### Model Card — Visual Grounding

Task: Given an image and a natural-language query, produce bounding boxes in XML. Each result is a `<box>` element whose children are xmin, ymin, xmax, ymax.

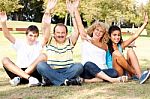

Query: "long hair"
<box><xmin>86</xmin><ymin>21</ymin><xmax>109</xmax><ymax>44</ymax></box>
<box><xmin>107</xmin><ymin>25</ymin><xmax>123</xmax><ymax>55</ymax></box>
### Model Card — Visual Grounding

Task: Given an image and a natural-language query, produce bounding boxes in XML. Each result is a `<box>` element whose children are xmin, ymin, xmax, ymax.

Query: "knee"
<box><xmin>113</xmin><ymin>50</ymin><xmax>122</xmax><ymax>57</ymax></box>
<box><xmin>128</xmin><ymin>48</ymin><xmax>133</xmax><ymax>52</ymax></box>
<box><xmin>72</xmin><ymin>63</ymin><xmax>83</xmax><ymax>72</ymax></box>
<box><xmin>127</xmin><ymin>48</ymin><xmax>135</xmax><ymax>55</ymax></box>
<box><xmin>84</xmin><ymin>62</ymin><xmax>93</xmax><ymax>69</ymax></box>
<box><xmin>1</xmin><ymin>57</ymin><xmax>10</xmax><ymax>66</ymax></box>
<box><xmin>127</xmin><ymin>48</ymin><xmax>134</xmax><ymax>53</ymax></box>
<box><xmin>39</xmin><ymin>53</ymin><xmax>47</xmax><ymax>61</ymax></box>
<box><xmin>74</xmin><ymin>63</ymin><xmax>83</xmax><ymax>72</ymax></box>
<box><xmin>37</xmin><ymin>62</ymin><xmax>47</xmax><ymax>71</ymax></box>
<box><xmin>84</xmin><ymin>62</ymin><xmax>97</xmax><ymax>70</ymax></box>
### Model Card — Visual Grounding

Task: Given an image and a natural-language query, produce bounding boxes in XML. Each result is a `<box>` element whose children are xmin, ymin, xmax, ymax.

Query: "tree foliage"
<box><xmin>144</xmin><ymin>1</ymin><xmax>150</xmax><ymax>35</ymax></box>
<box><xmin>79</xmin><ymin>0</ymin><xmax>138</xmax><ymax>25</ymax></box>
<box><xmin>1</xmin><ymin>0</ymin><xmax>148</xmax><ymax>29</ymax></box>
<box><xmin>42</xmin><ymin>0</ymin><xmax>142</xmax><ymax>26</ymax></box>
<box><xmin>0</xmin><ymin>0</ymin><xmax>22</xmax><ymax>12</ymax></box>
<box><xmin>19</xmin><ymin>0</ymin><xmax>44</xmax><ymax>22</ymax></box>
<box><xmin>43</xmin><ymin>0</ymin><xmax>67</xmax><ymax>18</ymax></box>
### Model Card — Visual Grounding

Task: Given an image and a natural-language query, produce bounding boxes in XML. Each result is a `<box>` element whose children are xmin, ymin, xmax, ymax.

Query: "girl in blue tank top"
<box><xmin>106</xmin><ymin>44</ymin><xmax>122</xmax><ymax>69</ymax></box>
<box><xmin>106</xmin><ymin>13</ymin><xmax>150</xmax><ymax>84</ymax></box>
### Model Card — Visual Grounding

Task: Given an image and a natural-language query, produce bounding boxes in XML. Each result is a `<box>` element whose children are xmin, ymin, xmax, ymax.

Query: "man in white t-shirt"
<box><xmin>0</xmin><ymin>11</ymin><xmax>50</xmax><ymax>87</ymax></box>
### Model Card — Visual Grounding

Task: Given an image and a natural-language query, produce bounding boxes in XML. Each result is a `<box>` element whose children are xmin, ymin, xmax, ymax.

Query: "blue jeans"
<box><xmin>80</xmin><ymin>61</ymin><xmax>118</xmax><ymax>79</ymax></box>
<box><xmin>37</xmin><ymin>62</ymin><xmax>83</xmax><ymax>86</ymax></box>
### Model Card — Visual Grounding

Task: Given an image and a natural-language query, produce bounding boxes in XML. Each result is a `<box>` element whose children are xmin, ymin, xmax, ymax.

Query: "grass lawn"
<box><xmin>0</xmin><ymin>21</ymin><xmax>150</xmax><ymax>98</ymax></box>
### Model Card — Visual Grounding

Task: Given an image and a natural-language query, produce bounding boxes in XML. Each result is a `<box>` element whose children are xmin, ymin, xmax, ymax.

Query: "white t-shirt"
<box><xmin>13</xmin><ymin>39</ymin><xmax>42</xmax><ymax>68</ymax></box>
<box><xmin>81</xmin><ymin>40</ymin><xmax>108</xmax><ymax>69</ymax></box>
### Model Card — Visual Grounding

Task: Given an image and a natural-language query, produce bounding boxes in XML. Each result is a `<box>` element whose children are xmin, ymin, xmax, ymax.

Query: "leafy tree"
<box><xmin>43</xmin><ymin>0</ymin><xmax>139</xmax><ymax>26</ymax></box>
<box><xmin>0</xmin><ymin>0</ymin><xmax>21</xmax><ymax>12</ymax></box>
<box><xmin>19</xmin><ymin>0</ymin><xmax>44</xmax><ymax>22</ymax></box>
<box><xmin>1</xmin><ymin>0</ymin><xmax>147</xmax><ymax>29</ymax></box>
<box><xmin>144</xmin><ymin>1</ymin><xmax>150</xmax><ymax>35</ymax></box>
<box><xmin>43</xmin><ymin>0</ymin><xmax>67</xmax><ymax>18</ymax></box>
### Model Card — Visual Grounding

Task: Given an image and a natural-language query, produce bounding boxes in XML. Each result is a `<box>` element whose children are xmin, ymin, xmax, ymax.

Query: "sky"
<box><xmin>136</xmin><ymin>0</ymin><xmax>149</xmax><ymax>5</ymax></box>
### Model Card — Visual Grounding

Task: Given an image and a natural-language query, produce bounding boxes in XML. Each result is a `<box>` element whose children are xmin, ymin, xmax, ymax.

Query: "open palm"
<box><xmin>47</xmin><ymin>0</ymin><xmax>57</xmax><ymax>10</ymax></box>
<box><xmin>73</xmin><ymin>0</ymin><xmax>80</xmax><ymax>9</ymax></box>
<box><xmin>0</xmin><ymin>12</ymin><xmax>7</xmax><ymax>23</ymax></box>
<box><xmin>66</xmin><ymin>0</ymin><xmax>74</xmax><ymax>16</ymax></box>
<box><xmin>66</xmin><ymin>0</ymin><xmax>80</xmax><ymax>16</ymax></box>
<box><xmin>144</xmin><ymin>12</ymin><xmax>148</xmax><ymax>23</ymax></box>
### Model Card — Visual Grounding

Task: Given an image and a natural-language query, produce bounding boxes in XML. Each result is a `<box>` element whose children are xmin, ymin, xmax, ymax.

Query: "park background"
<box><xmin>0</xmin><ymin>0</ymin><xmax>150</xmax><ymax>99</ymax></box>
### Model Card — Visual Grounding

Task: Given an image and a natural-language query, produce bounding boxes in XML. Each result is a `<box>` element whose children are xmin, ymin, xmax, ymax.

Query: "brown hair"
<box><xmin>53</xmin><ymin>23</ymin><xmax>68</xmax><ymax>33</ymax></box>
<box><xmin>26</xmin><ymin>25</ymin><xmax>39</xmax><ymax>36</ymax></box>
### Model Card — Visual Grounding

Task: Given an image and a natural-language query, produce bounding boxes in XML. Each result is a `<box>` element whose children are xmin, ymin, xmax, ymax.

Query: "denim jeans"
<box><xmin>37</xmin><ymin>62</ymin><xmax>83</xmax><ymax>86</ymax></box>
<box><xmin>80</xmin><ymin>61</ymin><xmax>118</xmax><ymax>79</ymax></box>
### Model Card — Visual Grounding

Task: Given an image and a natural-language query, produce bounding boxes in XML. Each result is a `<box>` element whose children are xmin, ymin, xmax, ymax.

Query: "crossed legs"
<box><xmin>112</xmin><ymin>50</ymin><xmax>136</xmax><ymax>77</ymax></box>
<box><xmin>2</xmin><ymin>53</ymin><xmax>47</xmax><ymax>80</ymax></box>
<box><xmin>2</xmin><ymin>57</ymin><xmax>30</xmax><ymax>80</ymax></box>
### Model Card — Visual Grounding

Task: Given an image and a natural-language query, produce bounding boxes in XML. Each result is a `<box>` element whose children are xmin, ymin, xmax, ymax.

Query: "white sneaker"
<box><xmin>9</xmin><ymin>77</ymin><xmax>20</xmax><ymax>86</ymax></box>
<box><xmin>28</xmin><ymin>77</ymin><xmax>40</xmax><ymax>87</ymax></box>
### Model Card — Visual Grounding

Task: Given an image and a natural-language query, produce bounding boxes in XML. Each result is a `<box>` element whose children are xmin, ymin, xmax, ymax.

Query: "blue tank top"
<box><xmin>106</xmin><ymin>44</ymin><xmax>123</xmax><ymax>68</ymax></box>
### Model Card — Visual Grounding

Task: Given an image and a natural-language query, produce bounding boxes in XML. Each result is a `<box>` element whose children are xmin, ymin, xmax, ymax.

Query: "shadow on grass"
<box><xmin>0</xmin><ymin>77</ymin><xmax>150</xmax><ymax>99</ymax></box>
<box><xmin>0</xmin><ymin>59</ymin><xmax>150</xmax><ymax>98</ymax></box>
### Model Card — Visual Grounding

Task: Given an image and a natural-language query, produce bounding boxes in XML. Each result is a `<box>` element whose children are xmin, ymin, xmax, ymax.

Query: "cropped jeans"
<box><xmin>37</xmin><ymin>62</ymin><xmax>83</xmax><ymax>86</ymax></box>
<box><xmin>80</xmin><ymin>61</ymin><xmax>118</xmax><ymax>79</ymax></box>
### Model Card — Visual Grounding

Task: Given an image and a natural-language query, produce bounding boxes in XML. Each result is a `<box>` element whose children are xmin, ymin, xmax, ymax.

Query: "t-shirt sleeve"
<box><xmin>12</xmin><ymin>39</ymin><xmax>22</xmax><ymax>51</ymax></box>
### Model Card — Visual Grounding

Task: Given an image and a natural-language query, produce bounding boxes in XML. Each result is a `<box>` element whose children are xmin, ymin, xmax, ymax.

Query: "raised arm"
<box><xmin>122</xmin><ymin>12</ymin><xmax>148</xmax><ymax>48</ymax></box>
<box><xmin>73</xmin><ymin>0</ymin><xmax>88</xmax><ymax>40</ymax></box>
<box><xmin>0</xmin><ymin>11</ymin><xmax>15</xmax><ymax>44</ymax></box>
<box><xmin>41</xmin><ymin>0</ymin><xmax>57</xmax><ymax>47</ymax></box>
<box><xmin>66</xmin><ymin>0</ymin><xmax>79</xmax><ymax>45</ymax></box>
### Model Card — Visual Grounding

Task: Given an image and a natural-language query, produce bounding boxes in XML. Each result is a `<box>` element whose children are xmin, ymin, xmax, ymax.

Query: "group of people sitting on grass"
<box><xmin>0</xmin><ymin>0</ymin><xmax>150</xmax><ymax>87</ymax></box>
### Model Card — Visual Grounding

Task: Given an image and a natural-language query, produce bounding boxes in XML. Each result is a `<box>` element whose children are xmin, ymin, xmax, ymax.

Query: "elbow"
<box><xmin>4</xmin><ymin>34</ymin><xmax>9</xmax><ymax>39</ymax></box>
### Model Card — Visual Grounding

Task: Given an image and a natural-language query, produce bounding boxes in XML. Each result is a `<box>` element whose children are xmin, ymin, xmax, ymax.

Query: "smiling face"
<box><xmin>92</xmin><ymin>26</ymin><xmax>105</xmax><ymax>40</ymax></box>
<box><xmin>25</xmin><ymin>25</ymin><xmax>39</xmax><ymax>45</ymax></box>
<box><xmin>26</xmin><ymin>31</ymin><xmax>38</xmax><ymax>45</ymax></box>
<box><xmin>110</xmin><ymin>30</ymin><xmax>121</xmax><ymax>44</ymax></box>
<box><xmin>108</xmin><ymin>25</ymin><xmax>122</xmax><ymax>45</ymax></box>
<box><xmin>54</xmin><ymin>25</ymin><xmax>67</xmax><ymax>43</ymax></box>
<box><xmin>87</xmin><ymin>21</ymin><xmax>109</xmax><ymax>43</ymax></box>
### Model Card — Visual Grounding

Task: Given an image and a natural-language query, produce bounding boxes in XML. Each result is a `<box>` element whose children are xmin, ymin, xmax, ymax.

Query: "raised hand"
<box><xmin>43</xmin><ymin>0</ymin><xmax>57</xmax><ymax>24</ymax></box>
<box><xmin>144</xmin><ymin>12</ymin><xmax>148</xmax><ymax>24</ymax></box>
<box><xmin>46</xmin><ymin>0</ymin><xmax>57</xmax><ymax>12</ymax></box>
<box><xmin>66</xmin><ymin>0</ymin><xmax>80</xmax><ymax>17</ymax></box>
<box><xmin>66</xmin><ymin>0</ymin><xmax>74</xmax><ymax>16</ymax></box>
<box><xmin>73</xmin><ymin>0</ymin><xmax>80</xmax><ymax>9</ymax></box>
<box><xmin>0</xmin><ymin>11</ymin><xmax>7</xmax><ymax>23</ymax></box>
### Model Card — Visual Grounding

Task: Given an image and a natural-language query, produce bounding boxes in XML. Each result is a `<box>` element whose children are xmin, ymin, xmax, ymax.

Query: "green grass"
<box><xmin>0</xmin><ymin>21</ymin><xmax>150</xmax><ymax>99</ymax></box>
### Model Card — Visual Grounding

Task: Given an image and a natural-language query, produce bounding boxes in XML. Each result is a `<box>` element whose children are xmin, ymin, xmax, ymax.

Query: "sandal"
<box><xmin>119</xmin><ymin>76</ymin><xmax>128</xmax><ymax>82</ymax></box>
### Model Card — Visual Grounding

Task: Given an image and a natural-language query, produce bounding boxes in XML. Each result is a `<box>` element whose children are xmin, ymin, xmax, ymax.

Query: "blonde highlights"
<box><xmin>86</xmin><ymin>21</ymin><xmax>109</xmax><ymax>44</ymax></box>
